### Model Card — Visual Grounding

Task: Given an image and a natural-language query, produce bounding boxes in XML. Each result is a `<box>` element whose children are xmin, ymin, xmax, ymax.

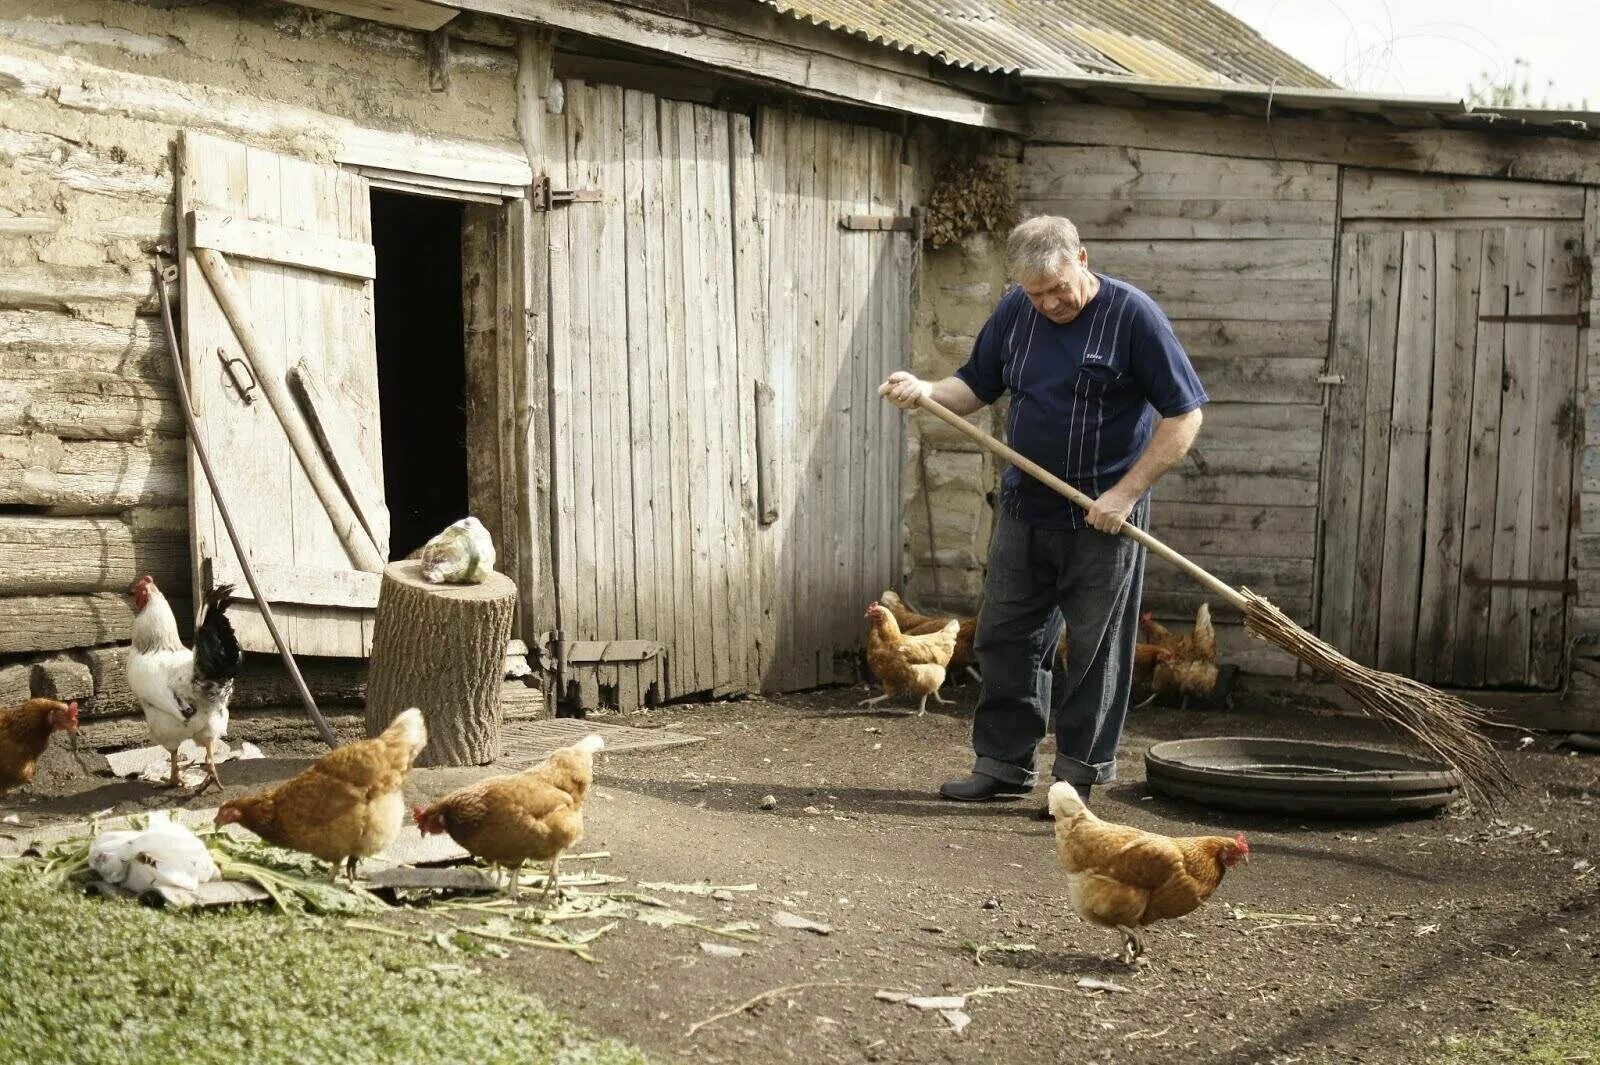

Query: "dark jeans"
<box><xmin>969</xmin><ymin>504</ymin><xmax>1148</xmax><ymax>789</ymax></box>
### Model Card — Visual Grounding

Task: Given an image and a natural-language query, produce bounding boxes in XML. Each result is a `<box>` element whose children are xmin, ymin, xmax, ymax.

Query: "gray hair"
<box><xmin>1006</xmin><ymin>216</ymin><xmax>1082</xmax><ymax>281</ymax></box>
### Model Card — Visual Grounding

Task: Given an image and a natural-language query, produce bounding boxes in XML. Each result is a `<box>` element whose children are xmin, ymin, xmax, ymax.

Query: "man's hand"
<box><xmin>878</xmin><ymin>371</ymin><xmax>932</xmax><ymax>411</ymax></box>
<box><xmin>1085</xmin><ymin>485</ymin><xmax>1141</xmax><ymax>536</ymax></box>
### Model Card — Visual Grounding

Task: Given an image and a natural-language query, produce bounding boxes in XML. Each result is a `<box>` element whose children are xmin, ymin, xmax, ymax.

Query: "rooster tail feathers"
<box><xmin>1047</xmin><ymin>780</ymin><xmax>1088</xmax><ymax>820</ymax></box>
<box><xmin>384</xmin><ymin>708</ymin><xmax>428</xmax><ymax>757</ymax></box>
<box><xmin>192</xmin><ymin>583</ymin><xmax>242</xmax><ymax>684</ymax></box>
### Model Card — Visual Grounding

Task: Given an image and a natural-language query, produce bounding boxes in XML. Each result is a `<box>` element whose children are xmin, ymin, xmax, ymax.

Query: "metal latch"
<box><xmin>1478</xmin><ymin>312</ymin><xmax>1590</xmax><ymax>327</ymax></box>
<box><xmin>532</xmin><ymin>175</ymin><xmax>603</xmax><ymax>211</ymax></box>
<box><xmin>840</xmin><ymin>214</ymin><xmax>915</xmax><ymax>232</ymax></box>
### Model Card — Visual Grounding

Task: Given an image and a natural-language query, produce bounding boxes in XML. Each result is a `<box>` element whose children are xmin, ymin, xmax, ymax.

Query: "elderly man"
<box><xmin>879</xmin><ymin>215</ymin><xmax>1207</xmax><ymax>808</ymax></box>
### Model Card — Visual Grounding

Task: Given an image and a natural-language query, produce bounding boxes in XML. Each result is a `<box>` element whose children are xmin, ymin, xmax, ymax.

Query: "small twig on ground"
<box><xmin>687</xmin><ymin>982</ymin><xmax>900</xmax><ymax>1037</ymax></box>
<box><xmin>455</xmin><ymin>924</ymin><xmax>599</xmax><ymax>963</ymax></box>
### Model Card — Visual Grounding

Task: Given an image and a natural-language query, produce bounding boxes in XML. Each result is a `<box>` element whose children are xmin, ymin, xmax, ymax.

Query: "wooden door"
<box><xmin>1320</xmin><ymin>216</ymin><xmax>1584</xmax><ymax>688</ymax></box>
<box><xmin>177</xmin><ymin>131</ymin><xmax>387</xmax><ymax>657</ymax></box>
<box><xmin>756</xmin><ymin>108</ymin><xmax>914</xmax><ymax>691</ymax></box>
<box><xmin>539</xmin><ymin>83</ymin><xmax>760</xmax><ymax>707</ymax></box>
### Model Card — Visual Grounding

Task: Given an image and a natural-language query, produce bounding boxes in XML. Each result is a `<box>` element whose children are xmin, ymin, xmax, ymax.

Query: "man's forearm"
<box><xmin>1112</xmin><ymin>408</ymin><xmax>1203</xmax><ymax>496</ymax></box>
<box><xmin>928</xmin><ymin>376</ymin><xmax>985</xmax><ymax>416</ymax></box>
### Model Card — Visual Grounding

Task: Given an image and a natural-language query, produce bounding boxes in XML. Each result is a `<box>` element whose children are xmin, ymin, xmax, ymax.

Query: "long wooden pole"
<box><xmin>191</xmin><ymin>247</ymin><xmax>386</xmax><ymax>572</ymax></box>
<box><xmin>153</xmin><ymin>261</ymin><xmax>338</xmax><ymax>749</ymax></box>
<box><xmin>913</xmin><ymin>395</ymin><xmax>1248</xmax><ymax>610</ymax></box>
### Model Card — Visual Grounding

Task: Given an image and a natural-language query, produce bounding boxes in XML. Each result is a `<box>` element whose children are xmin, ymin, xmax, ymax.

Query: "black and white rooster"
<box><xmin>127</xmin><ymin>576</ymin><xmax>243</xmax><ymax>792</ymax></box>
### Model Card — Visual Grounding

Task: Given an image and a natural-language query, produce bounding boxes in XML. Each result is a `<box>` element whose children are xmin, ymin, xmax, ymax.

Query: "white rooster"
<box><xmin>127</xmin><ymin>576</ymin><xmax>243</xmax><ymax>792</ymax></box>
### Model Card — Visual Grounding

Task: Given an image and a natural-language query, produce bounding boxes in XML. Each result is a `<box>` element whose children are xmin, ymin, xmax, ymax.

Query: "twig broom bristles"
<box><xmin>912</xmin><ymin>396</ymin><xmax>1515</xmax><ymax>805</ymax></box>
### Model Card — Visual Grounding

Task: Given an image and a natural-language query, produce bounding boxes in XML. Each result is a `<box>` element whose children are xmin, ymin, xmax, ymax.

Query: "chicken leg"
<box><xmin>539</xmin><ymin>853</ymin><xmax>564</xmax><ymax>903</ymax></box>
<box><xmin>343</xmin><ymin>856</ymin><xmax>360</xmax><ymax>882</ymax></box>
<box><xmin>1115</xmin><ymin>924</ymin><xmax>1148</xmax><ymax>967</ymax></box>
<box><xmin>193</xmin><ymin>740</ymin><xmax>222</xmax><ymax>795</ymax></box>
<box><xmin>505</xmin><ymin>861</ymin><xmax>525</xmax><ymax>900</ymax></box>
<box><xmin>167</xmin><ymin>748</ymin><xmax>183</xmax><ymax>788</ymax></box>
<box><xmin>858</xmin><ymin>694</ymin><xmax>890</xmax><ymax>709</ymax></box>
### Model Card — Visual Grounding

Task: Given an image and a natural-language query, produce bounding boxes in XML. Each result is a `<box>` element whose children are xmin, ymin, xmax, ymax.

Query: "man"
<box><xmin>879</xmin><ymin>215</ymin><xmax>1206</xmax><ymax>809</ymax></box>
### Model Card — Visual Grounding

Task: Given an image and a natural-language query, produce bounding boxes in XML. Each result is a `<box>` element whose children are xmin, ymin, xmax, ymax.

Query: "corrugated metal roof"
<box><xmin>758</xmin><ymin>0</ymin><xmax>1335</xmax><ymax>88</ymax></box>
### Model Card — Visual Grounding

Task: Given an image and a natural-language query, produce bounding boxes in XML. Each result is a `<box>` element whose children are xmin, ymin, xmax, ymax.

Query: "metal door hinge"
<box><xmin>1478</xmin><ymin>312</ymin><xmax>1590</xmax><ymax>327</ymax></box>
<box><xmin>532</xmin><ymin>175</ymin><xmax>603</xmax><ymax>211</ymax></box>
<box><xmin>840</xmin><ymin>213</ymin><xmax>915</xmax><ymax>232</ymax></box>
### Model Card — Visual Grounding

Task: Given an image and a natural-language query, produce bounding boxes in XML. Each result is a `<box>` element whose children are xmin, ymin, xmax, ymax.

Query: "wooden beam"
<box><xmin>187</xmin><ymin>210</ymin><xmax>377</xmax><ymax>280</ymax></box>
<box><xmin>0</xmin><ymin>513</ymin><xmax>187</xmax><ymax>596</ymax></box>
<box><xmin>0</xmin><ymin>593</ymin><xmax>134</xmax><ymax>654</ymax></box>
<box><xmin>287</xmin><ymin>361</ymin><xmax>392</xmax><ymax>554</ymax></box>
<box><xmin>469</xmin><ymin>0</ymin><xmax>1022</xmax><ymax>131</ymax></box>
<box><xmin>291</xmin><ymin>0</ymin><xmax>459</xmax><ymax>32</ymax></box>
<box><xmin>190</xmin><ymin>248</ymin><xmax>386</xmax><ymax>572</ymax></box>
<box><xmin>1030</xmin><ymin>103</ymin><xmax>1600</xmax><ymax>186</ymax></box>
<box><xmin>0</xmin><ymin>434</ymin><xmax>186</xmax><ymax>509</ymax></box>
<box><xmin>427</xmin><ymin>24</ymin><xmax>452</xmax><ymax>92</ymax></box>
<box><xmin>205</xmin><ymin>556</ymin><xmax>382</xmax><ymax>610</ymax></box>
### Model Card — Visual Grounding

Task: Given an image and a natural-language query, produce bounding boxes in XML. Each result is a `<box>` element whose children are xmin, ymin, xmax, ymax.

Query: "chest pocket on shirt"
<box><xmin>1070</xmin><ymin>364</ymin><xmax>1121</xmax><ymax>401</ymax></box>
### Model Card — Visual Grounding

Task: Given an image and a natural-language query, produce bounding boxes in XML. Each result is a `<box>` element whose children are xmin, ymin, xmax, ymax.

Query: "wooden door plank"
<box><xmin>670</xmin><ymin>101</ymin><xmax>715</xmax><ymax>695</ymax></box>
<box><xmin>288</xmin><ymin>360</ymin><xmax>391</xmax><ymax>555</ymax></box>
<box><xmin>1454</xmin><ymin>227</ymin><xmax>1508</xmax><ymax>685</ymax></box>
<box><xmin>658</xmin><ymin>101</ymin><xmax>697</xmax><ymax>697</ymax></box>
<box><xmin>860</xmin><ymin>128</ymin><xmax>886</xmax><ymax>648</ymax></box>
<box><xmin>544</xmin><ymin>97</ymin><xmax>579</xmax><ymax>652</ymax></box>
<box><xmin>592</xmin><ymin>84</ymin><xmax>638</xmax><ymax>711</ymax></box>
<box><xmin>1349</xmin><ymin>230</ymin><xmax>1403</xmax><ymax>666</ymax></box>
<box><xmin>1376</xmin><ymin>230</ymin><xmax>1436</xmax><ymax>674</ymax></box>
<box><xmin>1486</xmin><ymin>226</ymin><xmax>1545</xmax><ymax>685</ymax></box>
<box><xmin>1317</xmin><ymin>231</ymin><xmax>1368</xmax><ymax>655</ymax></box>
<box><xmin>731</xmin><ymin>110</ymin><xmax>768</xmax><ymax>687</ymax></box>
<box><xmin>1415</xmin><ymin>229</ymin><xmax>1481</xmax><ymax>684</ymax></box>
<box><xmin>786</xmin><ymin>114</ymin><xmax>819</xmax><ymax>689</ymax></box>
<box><xmin>622</xmin><ymin>88</ymin><xmax>660</xmax><ymax>703</ymax></box>
<box><xmin>693</xmin><ymin>102</ymin><xmax>734</xmax><ymax>692</ymax></box>
<box><xmin>1527</xmin><ymin>225</ymin><xmax>1583</xmax><ymax>687</ymax></box>
<box><xmin>641</xmin><ymin>95</ymin><xmax>675</xmax><ymax>699</ymax></box>
<box><xmin>761</xmin><ymin>108</ymin><xmax>796</xmax><ymax>690</ymax></box>
<box><xmin>566</xmin><ymin>83</ymin><xmax>602</xmax><ymax>655</ymax></box>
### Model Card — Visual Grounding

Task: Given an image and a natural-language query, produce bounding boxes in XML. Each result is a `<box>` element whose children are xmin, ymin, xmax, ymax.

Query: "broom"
<box><xmin>912</xmin><ymin>395</ymin><xmax>1515</xmax><ymax>805</ymax></box>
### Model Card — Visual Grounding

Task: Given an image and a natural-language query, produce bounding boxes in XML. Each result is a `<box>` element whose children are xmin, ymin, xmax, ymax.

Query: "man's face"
<box><xmin>1019</xmin><ymin>249</ymin><xmax>1095</xmax><ymax>324</ymax></box>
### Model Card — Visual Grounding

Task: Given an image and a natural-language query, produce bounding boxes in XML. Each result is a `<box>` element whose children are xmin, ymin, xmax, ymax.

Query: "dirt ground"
<box><xmin>7</xmin><ymin>686</ymin><xmax>1599</xmax><ymax>1065</ymax></box>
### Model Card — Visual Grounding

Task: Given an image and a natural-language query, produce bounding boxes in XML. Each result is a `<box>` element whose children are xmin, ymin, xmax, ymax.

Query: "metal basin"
<box><xmin>1144</xmin><ymin>737</ymin><xmax>1463</xmax><ymax>816</ymax></box>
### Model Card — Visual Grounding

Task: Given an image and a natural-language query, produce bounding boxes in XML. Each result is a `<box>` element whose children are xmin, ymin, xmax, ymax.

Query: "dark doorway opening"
<box><xmin>371</xmin><ymin>189</ymin><xmax>468</xmax><ymax>561</ymax></box>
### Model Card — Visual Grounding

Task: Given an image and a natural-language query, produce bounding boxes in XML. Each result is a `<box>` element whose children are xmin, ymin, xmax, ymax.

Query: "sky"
<box><xmin>1217</xmin><ymin>0</ymin><xmax>1599</xmax><ymax>109</ymax></box>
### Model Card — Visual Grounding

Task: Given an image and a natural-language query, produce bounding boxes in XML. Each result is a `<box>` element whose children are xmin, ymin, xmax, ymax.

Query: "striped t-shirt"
<box><xmin>954</xmin><ymin>274</ymin><xmax>1207</xmax><ymax>530</ymax></box>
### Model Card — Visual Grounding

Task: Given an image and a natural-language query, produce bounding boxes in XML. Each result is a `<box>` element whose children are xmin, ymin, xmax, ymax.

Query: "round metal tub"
<box><xmin>1144</xmin><ymin>736</ymin><xmax>1463</xmax><ymax>816</ymax></box>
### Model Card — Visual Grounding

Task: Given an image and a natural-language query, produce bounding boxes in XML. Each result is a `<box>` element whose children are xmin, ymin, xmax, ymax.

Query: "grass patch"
<box><xmin>0</xmin><ymin>869</ymin><xmax>647</xmax><ymax>1065</ymax></box>
<box><xmin>1437</xmin><ymin>998</ymin><xmax>1600</xmax><ymax>1064</ymax></box>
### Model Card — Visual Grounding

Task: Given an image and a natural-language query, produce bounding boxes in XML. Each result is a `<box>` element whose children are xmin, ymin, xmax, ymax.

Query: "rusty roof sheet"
<box><xmin>758</xmin><ymin>0</ymin><xmax>1335</xmax><ymax>88</ymax></box>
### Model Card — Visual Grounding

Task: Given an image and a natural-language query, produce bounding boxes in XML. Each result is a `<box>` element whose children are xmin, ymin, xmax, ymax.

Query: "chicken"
<box><xmin>860</xmin><ymin>601</ymin><xmax>960</xmax><ymax>716</ymax></box>
<box><xmin>214</xmin><ymin>708</ymin><xmax>427</xmax><ymax>880</ymax></box>
<box><xmin>127</xmin><ymin>576</ymin><xmax>243</xmax><ymax>792</ymax></box>
<box><xmin>879</xmin><ymin>589</ymin><xmax>1073</xmax><ymax>682</ymax></box>
<box><xmin>414</xmin><ymin>734</ymin><xmax>604</xmax><ymax>900</ymax></box>
<box><xmin>878</xmin><ymin>590</ymin><xmax>977</xmax><ymax>672</ymax></box>
<box><xmin>1048</xmin><ymin>781</ymin><xmax>1249</xmax><ymax>966</ymax></box>
<box><xmin>0</xmin><ymin>699</ymin><xmax>78</xmax><ymax>798</ymax></box>
<box><xmin>1137</xmin><ymin>603</ymin><xmax>1218</xmax><ymax>706</ymax></box>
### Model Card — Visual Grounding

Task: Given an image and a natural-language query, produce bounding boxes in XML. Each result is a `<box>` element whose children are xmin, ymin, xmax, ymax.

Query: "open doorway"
<box><xmin>371</xmin><ymin>189</ymin><xmax>468</xmax><ymax>560</ymax></box>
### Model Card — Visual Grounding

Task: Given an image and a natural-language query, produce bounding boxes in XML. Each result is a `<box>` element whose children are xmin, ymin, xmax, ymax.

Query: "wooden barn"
<box><xmin>4</xmin><ymin>0</ymin><xmax>1600</xmax><ymax>728</ymax></box>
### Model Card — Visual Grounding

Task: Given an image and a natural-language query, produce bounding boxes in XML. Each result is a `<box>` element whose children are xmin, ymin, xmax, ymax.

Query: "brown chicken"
<box><xmin>1048</xmin><ymin>781</ymin><xmax>1249</xmax><ymax>966</ymax></box>
<box><xmin>1138</xmin><ymin>603</ymin><xmax>1218</xmax><ymax>705</ymax></box>
<box><xmin>861</xmin><ymin>601</ymin><xmax>959</xmax><ymax>716</ymax></box>
<box><xmin>879</xmin><ymin>589</ymin><xmax>1072</xmax><ymax>677</ymax></box>
<box><xmin>0</xmin><ymin>699</ymin><xmax>78</xmax><ymax>798</ymax></box>
<box><xmin>214</xmin><ymin>707</ymin><xmax>427</xmax><ymax>879</ymax></box>
<box><xmin>414</xmin><ymin>734</ymin><xmax>604</xmax><ymax>900</ymax></box>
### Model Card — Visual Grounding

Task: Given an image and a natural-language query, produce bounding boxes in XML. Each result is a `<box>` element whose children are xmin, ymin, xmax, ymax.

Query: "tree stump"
<box><xmin>365</xmin><ymin>560</ymin><xmax>517</xmax><ymax>767</ymax></box>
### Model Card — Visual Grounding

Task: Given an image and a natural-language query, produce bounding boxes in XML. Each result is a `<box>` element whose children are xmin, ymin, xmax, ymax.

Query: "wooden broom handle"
<box><xmin>913</xmin><ymin>395</ymin><xmax>1248</xmax><ymax>612</ymax></box>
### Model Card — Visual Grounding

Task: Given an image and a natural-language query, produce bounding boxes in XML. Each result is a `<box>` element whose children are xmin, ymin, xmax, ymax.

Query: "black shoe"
<box><xmin>939</xmin><ymin>773</ymin><xmax>1030</xmax><ymax>802</ymax></box>
<box><xmin>1034</xmin><ymin>783</ymin><xmax>1092</xmax><ymax>821</ymax></box>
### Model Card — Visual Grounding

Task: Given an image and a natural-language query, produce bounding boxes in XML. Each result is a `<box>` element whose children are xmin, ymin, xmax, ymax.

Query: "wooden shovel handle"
<box><xmin>913</xmin><ymin>395</ymin><xmax>1248</xmax><ymax>611</ymax></box>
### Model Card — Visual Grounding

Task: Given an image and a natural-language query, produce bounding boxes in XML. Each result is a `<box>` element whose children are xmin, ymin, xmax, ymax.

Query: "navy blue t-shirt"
<box><xmin>955</xmin><ymin>274</ymin><xmax>1208</xmax><ymax>529</ymax></box>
